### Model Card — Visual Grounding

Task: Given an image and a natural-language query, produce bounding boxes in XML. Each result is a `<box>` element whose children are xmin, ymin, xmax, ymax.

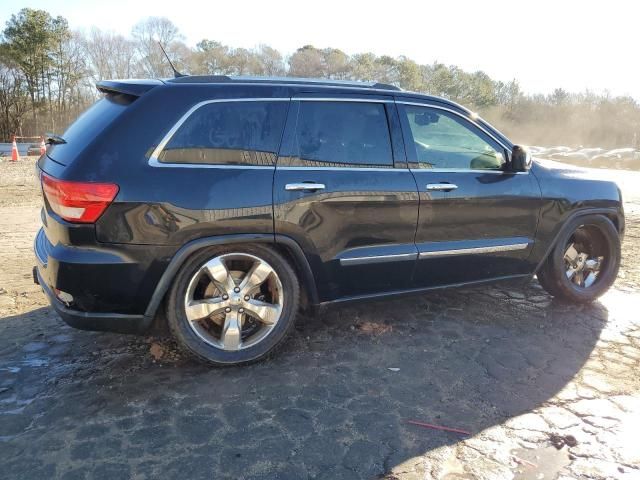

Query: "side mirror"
<box><xmin>414</xmin><ymin>111</ymin><xmax>439</xmax><ymax>126</ymax></box>
<box><xmin>510</xmin><ymin>145</ymin><xmax>532</xmax><ymax>172</ymax></box>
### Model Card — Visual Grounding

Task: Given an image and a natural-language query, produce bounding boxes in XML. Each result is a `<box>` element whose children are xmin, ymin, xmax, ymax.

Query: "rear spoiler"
<box><xmin>96</xmin><ymin>79</ymin><xmax>164</xmax><ymax>97</ymax></box>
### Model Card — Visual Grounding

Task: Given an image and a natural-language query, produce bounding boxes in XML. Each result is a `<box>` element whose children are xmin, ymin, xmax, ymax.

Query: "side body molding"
<box><xmin>143</xmin><ymin>234</ymin><xmax>318</xmax><ymax>319</ymax></box>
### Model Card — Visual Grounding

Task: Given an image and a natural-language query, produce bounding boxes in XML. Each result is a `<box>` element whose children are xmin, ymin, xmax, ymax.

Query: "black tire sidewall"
<box><xmin>166</xmin><ymin>244</ymin><xmax>299</xmax><ymax>365</ymax></box>
<box><xmin>550</xmin><ymin>215</ymin><xmax>620</xmax><ymax>302</ymax></box>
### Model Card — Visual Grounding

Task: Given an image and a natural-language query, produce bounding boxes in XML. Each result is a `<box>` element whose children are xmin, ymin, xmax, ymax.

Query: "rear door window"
<box><xmin>292</xmin><ymin>101</ymin><xmax>393</xmax><ymax>167</ymax></box>
<box><xmin>159</xmin><ymin>100</ymin><xmax>288</xmax><ymax>166</ymax></box>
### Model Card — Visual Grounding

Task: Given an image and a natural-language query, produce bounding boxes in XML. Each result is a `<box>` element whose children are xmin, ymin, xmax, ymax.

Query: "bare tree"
<box><xmin>50</xmin><ymin>26</ymin><xmax>86</xmax><ymax>109</ymax></box>
<box><xmin>0</xmin><ymin>63</ymin><xmax>29</xmax><ymax>138</ymax></box>
<box><xmin>350</xmin><ymin>52</ymin><xmax>387</xmax><ymax>82</ymax></box>
<box><xmin>82</xmin><ymin>28</ymin><xmax>137</xmax><ymax>81</ymax></box>
<box><xmin>322</xmin><ymin>48</ymin><xmax>350</xmax><ymax>79</ymax></box>
<box><xmin>192</xmin><ymin>42</ymin><xmax>285</xmax><ymax>77</ymax></box>
<box><xmin>255</xmin><ymin>45</ymin><xmax>285</xmax><ymax>76</ymax></box>
<box><xmin>228</xmin><ymin>47</ymin><xmax>260</xmax><ymax>75</ymax></box>
<box><xmin>193</xmin><ymin>39</ymin><xmax>232</xmax><ymax>75</ymax></box>
<box><xmin>288</xmin><ymin>46</ymin><xmax>350</xmax><ymax>79</ymax></box>
<box><xmin>288</xmin><ymin>45</ymin><xmax>324</xmax><ymax>78</ymax></box>
<box><xmin>131</xmin><ymin>16</ymin><xmax>183</xmax><ymax>77</ymax></box>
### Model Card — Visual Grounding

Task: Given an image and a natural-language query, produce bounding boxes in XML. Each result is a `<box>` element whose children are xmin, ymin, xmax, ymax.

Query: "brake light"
<box><xmin>41</xmin><ymin>173</ymin><xmax>119</xmax><ymax>223</ymax></box>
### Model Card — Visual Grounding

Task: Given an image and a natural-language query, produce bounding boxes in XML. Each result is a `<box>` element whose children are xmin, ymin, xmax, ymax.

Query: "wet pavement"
<box><xmin>1</xmin><ymin>159</ymin><xmax>639</xmax><ymax>479</ymax></box>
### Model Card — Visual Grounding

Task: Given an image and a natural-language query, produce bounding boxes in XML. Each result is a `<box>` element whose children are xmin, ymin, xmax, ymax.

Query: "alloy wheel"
<box><xmin>563</xmin><ymin>226</ymin><xmax>605</xmax><ymax>289</ymax></box>
<box><xmin>183</xmin><ymin>253</ymin><xmax>283</xmax><ymax>351</ymax></box>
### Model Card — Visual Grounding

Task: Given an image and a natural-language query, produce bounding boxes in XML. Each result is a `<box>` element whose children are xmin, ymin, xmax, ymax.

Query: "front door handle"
<box><xmin>285</xmin><ymin>182</ymin><xmax>326</xmax><ymax>191</ymax></box>
<box><xmin>426</xmin><ymin>183</ymin><xmax>458</xmax><ymax>191</ymax></box>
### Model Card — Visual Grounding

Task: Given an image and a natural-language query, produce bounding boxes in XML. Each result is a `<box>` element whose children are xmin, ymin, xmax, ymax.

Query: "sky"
<box><xmin>2</xmin><ymin>0</ymin><xmax>639</xmax><ymax>99</ymax></box>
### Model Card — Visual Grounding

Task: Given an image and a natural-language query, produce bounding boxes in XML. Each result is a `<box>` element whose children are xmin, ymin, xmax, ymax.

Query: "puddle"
<box><xmin>22</xmin><ymin>342</ymin><xmax>46</xmax><ymax>353</ymax></box>
<box><xmin>0</xmin><ymin>367</ymin><xmax>20</xmax><ymax>373</ymax></box>
<box><xmin>0</xmin><ymin>395</ymin><xmax>35</xmax><ymax>414</ymax></box>
<box><xmin>20</xmin><ymin>358</ymin><xmax>48</xmax><ymax>367</ymax></box>
<box><xmin>0</xmin><ymin>394</ymin><xmax>17</xmax><ymax>404</ymax></box>
<box><xmin>511</xmin><ymin>446</ymin><xmax>571</xmax><ymax>480</ymax></box>
<box><xmin>50</xmin><ymin>334</ymin><xmax>73</xmax><ymax>343</ymax></box>
<box><xmin>0</xmin><ymin>358</ymin><xmax>49</xmax><ymax>374</ymax></box>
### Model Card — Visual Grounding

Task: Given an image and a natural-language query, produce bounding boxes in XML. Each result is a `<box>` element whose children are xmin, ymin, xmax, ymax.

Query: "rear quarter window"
<box><xmin>158</xmin><ymin>100</ymin><xmax>289</xmax><ymax>166</ymax></box>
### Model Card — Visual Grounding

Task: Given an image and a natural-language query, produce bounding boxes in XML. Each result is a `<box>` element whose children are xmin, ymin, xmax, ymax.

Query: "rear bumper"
<box><xmin>33</xmin><ymin>227</ymin><xmax>161</xmax><ymax>334</ymax></box>
<box><xmin>35</xmin><ymin>267</ymin><xmax>150</xmax><ymax>333</ymax></box>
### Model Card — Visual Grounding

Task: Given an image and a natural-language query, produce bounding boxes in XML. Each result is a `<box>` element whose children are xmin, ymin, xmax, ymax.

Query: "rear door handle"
<box><xmin>426</xmin><ymin>183</ymin><xmax>458</xmax><ymax>191</ymax></box>
<box><xmin>285</xmin><ymin>183</ymin><xmax>326</xmax><ymax>191</ymax></box>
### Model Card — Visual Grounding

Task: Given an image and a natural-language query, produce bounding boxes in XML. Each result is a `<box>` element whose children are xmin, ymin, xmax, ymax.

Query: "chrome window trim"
<box><xmin>277</xmin><ymin>166</ymin><xmax>402</xmax><ymax>172</ymax></box>
<box><xmin>148</xmin><ymin>159</ymin><xmax>275</xmax><ymax>169</ymax></box>
<box><xmin>399</xmin><ymin>100</ymin><xmax>530</xmax><ymax>174</ymax></box>
<box><xmin>148</xmin><ymin>96</ymin><xmax>523</xmax><ymax>173</ymax></box>
<box><xmin>414</xmin><ymin>168</ymin><xmax>528</xmax><ymax>175</ymax></box>
<box><xmin>147</xmin><ymin>162</ymin><xmax>411</xmax><ymax>171</ymax></box>
<box><xmin>148</xmin><ymin>98</ymin><xmax>290</xmax><ymax>167</ymax></box>
<box><xmin>340</xmin><ymin>252</ymin><xmax>417</xmax><ymax>266</ymax></box>
<box><xmin>148</xmin><ymin>163</ymin><xmax>527</xmax><ymax>175</ymax></box>
<box><xmin>418</xmin><ymin>242</ymin><xmax>530</xmax><ymax>258</ymax></box>
<box><xmin>295</xmin><ymin>97</ymin><xmax>392</xmax><ymax>103</ymax></box>
<box><xmin>397</xmin><ymin>100</ymin><xmax>511</xmax><ymax>153</ymax></box>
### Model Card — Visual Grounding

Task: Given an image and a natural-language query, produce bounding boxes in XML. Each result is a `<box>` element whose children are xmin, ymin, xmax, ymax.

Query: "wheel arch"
<box><xmin>143</xmin><ymin>234</ymin><xmax>319</xmax><ymax>320</ymax></box>
<box><xmin>270</xmin><ymin>236</ymin><xmax>320</xmax><ymax>311</ymax></box>
<box><xmin>534</xmin><ymin>207</ymin><xmax>622</xmax><ymax>274</ymax></box>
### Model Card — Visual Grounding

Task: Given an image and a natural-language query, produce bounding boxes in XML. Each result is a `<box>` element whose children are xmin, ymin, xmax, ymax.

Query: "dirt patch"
<box><xmin>356</xmin><ymin>321</ymin><xmax>393</xmax><ymax>336</ymax></box>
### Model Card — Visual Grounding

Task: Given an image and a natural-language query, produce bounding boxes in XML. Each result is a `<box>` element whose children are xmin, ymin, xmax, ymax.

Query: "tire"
<box><xmin>536</xmin><ymin>215</ymin><xmax>620</xmax><ymax>303</ymax></box>
<box><xmin>165</xmin><ymin>243</ymin><xmax>300</xmax><ymax>366</ymax></box>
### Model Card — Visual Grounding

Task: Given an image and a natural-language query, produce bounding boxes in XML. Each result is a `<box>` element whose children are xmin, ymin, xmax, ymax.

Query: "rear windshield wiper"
<box><xmin>45</xmin><ymin>133</ymin><xmax>67</xmax><ymax>145</ymax></box>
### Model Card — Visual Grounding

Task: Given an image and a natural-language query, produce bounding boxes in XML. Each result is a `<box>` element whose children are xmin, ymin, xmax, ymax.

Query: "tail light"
<box><xmin>41</xmin><ymin>173</ymin><xmax>119</xmax><ymax>223</ymax></box>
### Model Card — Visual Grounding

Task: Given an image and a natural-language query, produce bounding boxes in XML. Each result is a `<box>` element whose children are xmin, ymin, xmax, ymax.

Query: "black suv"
<box><xmin>34</xmin><ymin>76</ymin><xmax>624</xmax><ymax>365</ymax></box>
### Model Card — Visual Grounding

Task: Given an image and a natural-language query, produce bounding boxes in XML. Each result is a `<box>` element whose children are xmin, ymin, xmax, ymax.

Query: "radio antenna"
<box><xmin>158</xmin><ymin>42</ymin><xmax>186</xmax><ymax>78</ymax></box>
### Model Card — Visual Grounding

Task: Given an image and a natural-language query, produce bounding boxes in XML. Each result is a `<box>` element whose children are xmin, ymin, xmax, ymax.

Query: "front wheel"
<box><xmin>165</xmin><ymin>244</ymin><xmax>300</xmax><ymax>366</ymax></box>
<box><xmin>536</xmin><ymin>215</ymin><xmax>621</xmax><ymax>303</ymax></box>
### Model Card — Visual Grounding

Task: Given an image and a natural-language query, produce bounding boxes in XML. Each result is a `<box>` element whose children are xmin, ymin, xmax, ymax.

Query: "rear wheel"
<box><xmin>536</xmin><ymin>215</ymin><xmax>620</xmax><ymax>303</ymax></box>
<box><xmin>166</xmin><ymin>244</ymin><xmax>300</xmax><ymax>365</ymax></box>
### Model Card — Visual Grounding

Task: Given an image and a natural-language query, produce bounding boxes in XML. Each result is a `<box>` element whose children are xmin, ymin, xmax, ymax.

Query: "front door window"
<box><xmin>402</xmin><ymin>105</ymin><xmax>505</xmax><ymax>170</ymax></box>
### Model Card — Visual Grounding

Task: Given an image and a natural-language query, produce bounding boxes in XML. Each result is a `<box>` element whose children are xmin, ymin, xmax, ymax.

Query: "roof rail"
<box><xmin>370</xmin><ymin>82</ymin><xmax>401</xmax><ymax>91</ymax></box>
<box><xmin>167</xmin><ymin>75</ymin><xmax>401</xmax><ymax>91</ymax></box>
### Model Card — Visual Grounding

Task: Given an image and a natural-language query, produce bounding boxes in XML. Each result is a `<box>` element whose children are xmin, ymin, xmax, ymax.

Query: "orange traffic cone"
<box><xmin>39</xmin><ymin>136</ymin><xmax>46</xmax><ymax>156</ymax></box>
<box><xmin>11</xmin><ymin>136</ymin><xmax>19</xmax><ymax>162</ymax></box>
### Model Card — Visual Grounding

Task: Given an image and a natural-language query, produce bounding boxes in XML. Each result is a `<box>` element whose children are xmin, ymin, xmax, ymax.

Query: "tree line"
<box><xmin>1</xmin><ymin>8</ymin><xmax>639</xmax><ymax>149</ymax></box>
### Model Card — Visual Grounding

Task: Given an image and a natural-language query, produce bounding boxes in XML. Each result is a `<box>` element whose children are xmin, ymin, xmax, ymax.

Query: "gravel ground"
<box><xmin>0</xmin><ymin>158</ymin><xmax>639</xmax><ymax>480</ymax></box>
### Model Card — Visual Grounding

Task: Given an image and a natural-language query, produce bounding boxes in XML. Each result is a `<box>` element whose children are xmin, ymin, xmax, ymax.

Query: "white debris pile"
<box><xmin>529</xmin><ymin>146</ymin><xmax>640</xmax><ymax>169</ymax></box>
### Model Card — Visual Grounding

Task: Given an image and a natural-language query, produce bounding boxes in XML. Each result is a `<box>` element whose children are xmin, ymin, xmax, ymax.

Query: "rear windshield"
<box><xmin>46</xmin><ymin>93</ymin><xmax>133</xmax><ymax>165</ymax></box>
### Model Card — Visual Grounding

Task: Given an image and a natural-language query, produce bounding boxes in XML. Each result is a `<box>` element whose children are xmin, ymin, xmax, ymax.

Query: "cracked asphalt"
<box><xmin>1</xmin><ymin>158</ymin><xmax>639</xmax><ymax>480</ymax></box>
